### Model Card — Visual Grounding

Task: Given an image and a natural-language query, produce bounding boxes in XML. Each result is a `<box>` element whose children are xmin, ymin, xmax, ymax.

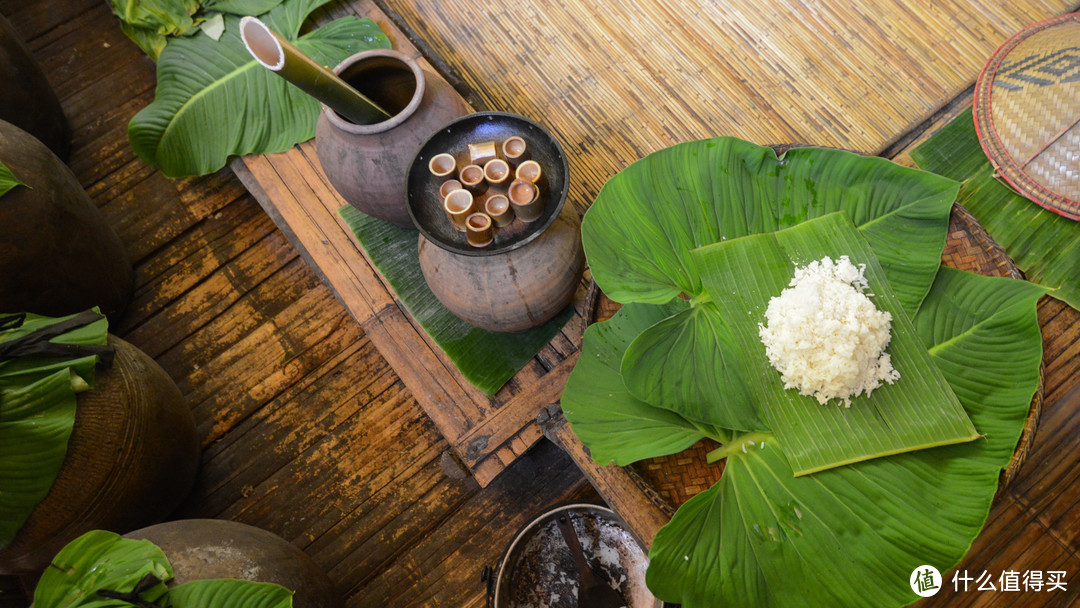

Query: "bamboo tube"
<box><xmin>240</xmin><ymin>17</ymin><xmax>391</xmax><ymax>125</ymax></box>
<box><xmin>429</xmin><ymin>153</ymin><xmax>456</xmax><ymax>178</ymax></box>
<box><xmin>509</xmin><ymin>179</ymin><xmax>544</xmax><ymax>222</ymax></box>
<box><xmin>485</xmin><ymin>194</ymin><xmax>514</xmax><ymax>227</ymax></box>
<box><xmin>439</xmin><ymin>179</ymin><xmax>463</xmax><ymax>199</ymax></box>
<box><xmin>483</xmin><ymin>158</ymin><xmax>511</xmax><ymax>186</ymax></box>
<box><xmin>465</xmin><ymin>213</ymin><xmax>494</xmax><ymax>248</ymax></box>
<box><xmin>468</xmin><ymin>141</ymin><xmax>498</xmax><ymax>165</ymax></box>
<box><xmin>502</xmin><ymin>136</ymin><xmax>528</xmax><ymax>167</ymax></box>
<box><xmin>459</xmin><ymin>164</ymin><xmax>487</xmax><ymax>195</ymax></box>
<box><xmin>444</xmin><ymin>189</ymin><xmax>476</xmax><ymax>232</ymax></box>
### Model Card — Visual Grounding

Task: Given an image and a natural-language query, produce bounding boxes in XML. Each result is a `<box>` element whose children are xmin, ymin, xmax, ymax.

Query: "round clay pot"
<box><xmin>0</xmin><ymin>336</ymin><xmax>199</xmax><ymax>575</ymax></box>
<box><xmin>126</xmin><ymin>519</ymin><xmax>343</xmax><ymax>608</ymax></box>
<box><xmin>0</xmin><ymin>14</ymin><xmax>70</xmax><ymax>159</ymax></box>
<box><xmin>0</xmin><ymin>120</ymin><xmax>133</xmax><ymax>320</ymax></box>
<box><xmin>315</xmin><ymin>49</ymin><xmax>471</xmax><ymax>229</ymax></box>
<box><xmin>418</xmin><ymin>210</ymin><xmax>585</xmax><ymax>332</ymax></box>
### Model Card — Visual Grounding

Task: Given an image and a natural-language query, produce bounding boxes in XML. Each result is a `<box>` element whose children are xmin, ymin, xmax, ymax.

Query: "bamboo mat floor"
<box><xmin>0</xmin><ymin>1</ymin><xmax>593</xmax><ymax>606</ymax></box>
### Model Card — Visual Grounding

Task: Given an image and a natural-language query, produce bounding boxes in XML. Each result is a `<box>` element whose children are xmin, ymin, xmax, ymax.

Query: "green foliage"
<box><xmin>127</xmin><ymin>0</ymin><xmax>391</xmax><ymax>177</ymax></box>
<box><xmin>0</xmin><ymin>160</ymin><xmax>27</xmax><ymax>198</ymax></box>
<box><xmin>911</xmin><ymin>108</ymin><xmax>1079</xmax><ymax>310</ymax></box>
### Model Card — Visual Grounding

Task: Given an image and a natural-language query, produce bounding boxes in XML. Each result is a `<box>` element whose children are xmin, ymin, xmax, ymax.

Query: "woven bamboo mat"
<box><xmin>381</xmin><ymin>0</ymin><xmax>1075</xmax><ymax>224</ymax></box>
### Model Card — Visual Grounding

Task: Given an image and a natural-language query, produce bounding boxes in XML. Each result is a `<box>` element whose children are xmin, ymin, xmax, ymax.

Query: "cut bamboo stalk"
<box><xmin>509</xmin><ymin>179</ymin><xmax>544</xmax><ymax>222</ymax></box>
<box><xmin>439</xmin><ymin>179</ymin><xmax>463</xmax><ymax>199</ymax></box>
<box><xmin>444</xmin><ymin>189</ymin><xmax>476</xmax><ymax>232</ymax></box>
<box><xmin>502</xmin><ymin>136</ymin><xmax>528</xmax><ymax>167</ymax></box>
<box><xmin>465</xmin><ymin>212</ymin><xmax>494</xmax><ymax>247</ymax></box>
<box><xmin>459</xmin><ymin>164</ymin><xmax>487</xmax><ymax>194</ymax></box>
<box><xmin>429</xmin><ymin>153</ymin><xmax>457</xmax><ymax>178</ymax></box>
<box><xmin>240</xmin><ymin>16</ymin><xmax>391</xmax><ymax>125</ymax></box>
<box><xmin>485</xmin><ymin>194</ymin><xmax>514</xmax><ymax>227</ymax></box>
<box><xmin>468</xmin><ymin>141</ymin><xmax>498</xmax><ymax>165</ymax></box>
<box><xmin>483</xmin><ymin>158</ymin><xmax>511</xmax><ymax>186</ymax></box>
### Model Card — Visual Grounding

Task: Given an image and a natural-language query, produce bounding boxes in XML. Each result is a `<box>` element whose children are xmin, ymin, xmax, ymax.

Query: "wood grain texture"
<box><xmin>0</xmin><ymin>1</ymin><xmax>594</xmax><ymax>604</ymax></box>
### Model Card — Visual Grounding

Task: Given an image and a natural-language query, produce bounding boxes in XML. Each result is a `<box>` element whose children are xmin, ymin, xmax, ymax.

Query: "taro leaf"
<box><xmin>692</xmin><ymin>213</ymin><xmax>978</xmax><ymax>475</ymax></box>
<box><xmin>0</xmin><ymin>160</ymin><xmax>26</xmax><ymax>198</ymax></box>
<box><xmin>583</xmin><ymin>140</ymin><xmax>958</xmax><ymax>422</ymax></box>
<box><xmin>912</xmin><ymin>108</ymin><xmax>1080</xmax><ymax>310</ymax></box>
<box><xmin>108</xmin><ymin>0</ymin><xmax>199</xmax><ymax>35</ymax></box>
<box><xmin>202</xmin><ymin>0</ymin><xmax>286</xmax><ymax>15</ymax></box>
<box><xmin>620</xmin><ymin>301</ymin><xmax>762</xmax><ymax>432</ymax></box>
<box><xmin>646</xmin><ymin>268</ymin><xmax>1046</xmax><ymax>608</ymax></box>
<box><xmin>128</xmin><ymin>0</ymin><xmax>391</xmax><ymax>177</ymax></box>
<box><xmin>162</xmin><ymin>580</ymin><xmax>293</xmax><ymax>608</ymax></box>
<box><xmin>32</xmin><ymin>530</ymin><xmax>173</xmax><ymax>608</ymax></box>
<box><xmin>582</xmin><ymin>139</ymin><xmax>959</xmax><ymax>313</ymax></box>
<box><xmin>562</xmin><ymin>301</ymin><xmax>730</xmax><ymax>466</ymax></box>
<box><xmin>0</xmin><ymin>311</ymin><xmax>109</xmax><ymax>548</ymax></box>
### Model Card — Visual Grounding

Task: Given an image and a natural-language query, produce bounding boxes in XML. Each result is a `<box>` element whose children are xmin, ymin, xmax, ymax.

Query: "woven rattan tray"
<box><xmin>584</xmin><ymin>203</ymin><xmax>1044</xmax><ymax>513</ymax></box>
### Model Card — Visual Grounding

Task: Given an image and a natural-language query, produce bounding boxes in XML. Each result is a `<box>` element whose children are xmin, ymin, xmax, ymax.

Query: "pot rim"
<box><xmin>323</xmin><ymin>49</ymin><xmax>426</xmax><ymax>135</ymax></box>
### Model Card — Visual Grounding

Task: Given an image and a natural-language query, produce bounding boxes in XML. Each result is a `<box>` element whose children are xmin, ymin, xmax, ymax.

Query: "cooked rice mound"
<box><xmin>758</xmin><ymin>255</ymin><xmax>900</xmax><ymax>406</ymax></box>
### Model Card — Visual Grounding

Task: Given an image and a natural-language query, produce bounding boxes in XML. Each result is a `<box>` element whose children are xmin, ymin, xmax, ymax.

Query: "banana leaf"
<box><xmin>128</xmin><ymin>0</ymin><xmax>391</xmax><ymax>177</ymax></box>
<box><xmin>911</xmin><ymin>108</ymin><xmax>1079</xmax><ymax>310</ymax></box>
<box><xmin>0</xmin><ymin>160</ymin><xmax>26</xmax><ymax>198</ymax></box>
<box><xmin>692</xmin><ymin>213</ymin><xmax>978</xmax><ymax>475</ymax></box>
<box><xmin>0</xmin><ymin>311</ymin><xmax>109</xmax><ymax>548</ymax></box>
<box><xmin>567</xmin><ymin>266</ymin><xmax>1045</xmax><ymax>607</ymax></box>
<box><xmin>581</xmin><ymin>139</ymin><xmax>958</xmax><ymax>431</ymax></box>
<box><xmin>33</xmin><ymin>530</ymin><xmax>173</xmax><ymax>608</ymax></box>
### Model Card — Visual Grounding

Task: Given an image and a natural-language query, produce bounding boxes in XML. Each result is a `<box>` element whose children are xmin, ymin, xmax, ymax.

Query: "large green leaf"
<box><xmin>692</xmin><ymin>213</ymin><xmax>977</xmax><ymax>475</ymax></box>
<box><xmin>202</xmin><ymin>0</ymin><xmax>286</xmax><ymax>15</ymax></box>
<box><xmin>562</xmin><ymin>301</ymin><xmax>730</xmax><ymax>466</ymax></box>
<box><xmin>582</xmin><ymin>139</ymin><xmax>958</xmax><ymax>312</ymax></box>
<box><xmin>0</xmin><ymin>161</ymin><xmax>27</xmax><ymax>198</ymax></box>
<box><xmin>646</xmin><ymin>268</ymin><xmax>1046</xmax><ymax>607</ymax></box>
<box><xmin>32</xmin><ymin>530</ymin><xmax>173</xmax><ymax>608</ymax></box>
<box><xmin>911</xmin><ymin>108</ymin><xmax>1079</xmax><ymax>310</ymax></box>
<box><xmin>128</xmin><ymin>0</ymin><xmax>391</xmax><ymax>177</ymax></box>
<box><xmin>583</xmin><ymin>140</ymin><xmax>959</xmax><ymax>427</ymax></box>
<box><xmin>0</xmin><ymin>312</ymin><xmax>109</xmax><ymax>548</ymax></box>
<box><xmin>163</xmin><ymin>580</ymin><xmax>293</xmax><ymax>608</ymax></box>
<box><xmin>108</xmin><ymin>0</ymin><xmax>199</xmax><ymax>35</ymax></box>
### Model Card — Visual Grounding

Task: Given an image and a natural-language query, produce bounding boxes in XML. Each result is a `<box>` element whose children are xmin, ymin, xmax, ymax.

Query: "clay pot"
<box><xmin>316</xmin><ymin>49</ymin><xmax>471</xmax><ymax>229</ymax></box>
<box><xmin>0</xmin><ymin>336</ymin><xmax>199</xmax><ymax>575</ymax></box>
<box><xmin>418</xmin><ymin>211</ymin><xmax>585</xmax><ymax>332</ymax></box>
<box><xmin>126</xmin><ymin>519</ymin><xmax>343</xmax><ymax>608</ymax></box>
<box><xmin>0</xmin><ymin>14</ymin><xmax>70</xmax><ymax>159</ymax></box>
<box><xmin>0</xmin><ymin>120</ymin><xmax>133</xmax><ymax>319</ymax></box>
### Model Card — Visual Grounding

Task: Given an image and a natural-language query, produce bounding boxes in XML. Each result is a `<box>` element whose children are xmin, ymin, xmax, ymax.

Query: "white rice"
<box><xmin>758</xmin><ymin>255</ymin><xmax>900</xmax><ymax>406</ymax></box>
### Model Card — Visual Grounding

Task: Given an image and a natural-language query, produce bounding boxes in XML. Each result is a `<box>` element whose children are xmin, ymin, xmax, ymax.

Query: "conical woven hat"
<box><xmin>974</xmin><ymin>13</ymin><xmax>1080</xmax><ymax>219</ymax></box>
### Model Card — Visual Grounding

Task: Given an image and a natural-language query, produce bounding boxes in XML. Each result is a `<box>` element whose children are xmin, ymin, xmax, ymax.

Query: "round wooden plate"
<box><xmin>584</xmin><ymin>203</ymin><xmax>1044</xmax><ymax>511</ymax></box>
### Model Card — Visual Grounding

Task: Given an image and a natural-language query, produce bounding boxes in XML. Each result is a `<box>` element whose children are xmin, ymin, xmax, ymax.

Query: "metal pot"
<box><xmin>484</xmin><ymin>502</ymin><xmax>662</xmax><ymax>608</ymax></box>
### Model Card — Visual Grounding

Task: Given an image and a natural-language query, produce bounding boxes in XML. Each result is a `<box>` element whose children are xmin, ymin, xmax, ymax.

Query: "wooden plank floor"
<box><xmin>0</xmin><ymin>1</ymin><xmax>594</xmax><ymax>606</ymax></box>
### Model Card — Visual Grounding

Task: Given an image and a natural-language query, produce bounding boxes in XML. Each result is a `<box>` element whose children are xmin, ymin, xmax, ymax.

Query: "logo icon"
<box><xmin>911</xmin><ymin>565</ymin><xmax>942</xmax><ymax>597</ymax></box>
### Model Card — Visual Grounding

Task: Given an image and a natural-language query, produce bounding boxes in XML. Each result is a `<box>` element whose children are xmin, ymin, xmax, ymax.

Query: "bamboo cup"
<box><xmin>515</xmin><ymin>160</ymin><xmax>542</xmax><ymax>184</ymax></box>
<box><xmin>502</xmin><ymin>136</ymin><xmax>528</xmax><ymax>167</ymax></box>
<box><xmin>468</xmin><ymin>141</ymin><xmax>498</xmax><ymax>165</ymax></box>
<box><xmin>508</xmin><ymin>179</ymin><xmax>544</xmax><ymax>222</ymax></box>
<box><xmin>465</xmin><ymin>213</ymin><xmax>494</xmax><ymax>248</ymax></box>
<box><xmin>240</xmin><ymin>17</ymin><xmax>391</xmax><ymax>125</ymax></box>
<box><xmin>483</xmin><ymin>158</ymin><xmax>511</xmax><ymax>186</ymax></box>
<box><xmin>429</xmin><ymin>153</ymin><xmax>456</xmax><ymax>178</ymax></box>
<box><xmin>439</xmin><ymin>179</ymin><xmax>463</xmax><ymax>200</ymax></box>
<box><xmin>459</xmin><ymin>164</ymin><xmax>487</xmax><ymax>195</ymax></box>
<box><xmin>484</xmin><ymin>194</ymin><xmax>514</xmax><ymax>227</ymax></box>
<box><xmin>444</xmin><ymin>189</ymin><xmax>476</xmax><ymax>232</ymax></box>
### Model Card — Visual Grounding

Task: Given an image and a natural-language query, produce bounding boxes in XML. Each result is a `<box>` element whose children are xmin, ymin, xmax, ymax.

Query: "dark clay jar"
<box><xmin>0</xmin><ymin>14</ymin><xmax>70</xmax><ymax>159</ymax></box>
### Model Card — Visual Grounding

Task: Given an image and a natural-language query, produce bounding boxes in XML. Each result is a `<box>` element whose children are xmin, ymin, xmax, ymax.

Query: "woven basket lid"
<box><xmin>973</xmin><ymin>12</ymin><xmax>1080</xmax><ymax>219</ymax></box>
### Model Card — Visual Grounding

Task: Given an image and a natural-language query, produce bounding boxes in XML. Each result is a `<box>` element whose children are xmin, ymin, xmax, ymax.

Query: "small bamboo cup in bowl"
<box><xmin>485</xmin><ymin>194</ymin><xmax>514</xmax><ymax>227</ymax></box>
<box><xmin>515</xmin><ymin>159</ymin><xmax>543</xmax><ymax>189</ymax></box>
<box><xmin>508</xmin><ymin>179</ymin><xmax>544</xmax><ymax>223</ymax></box>
<box><xmin>429</xmin><ymin>153</ymin><xmax>457</xmax><ymax>178</ymax></box>
<box><xmin>439</xmin><ymin>179</ymin><xmax>463</xmax><ymax>200</ymax></box>
<box><xmin>465</xmin><ymin>212</ymin><xmax>494</xmax><ymax>248</ymax></box>
<box><xmin>468</xmin><ymin>141</ymin><xmax>499</xmax><ymax>165</ymax></box>
<box><xmin>483</xmin><ymin>158</ymin><xmax>511</xmax><ymax>186</ymax></box>
<box><xmin>459</xmin><ymin>164</ymin><xmax>487</xmax><ymax>195</ymax></box>
<box><xmin>502</xmin><ymin>136</ymin><xmax>528</xmax><ymax>167</ymax></box>
<box><xmin>444</xmin><ymin>189</ymin><xmax>477</xmax><ymax>232</ymax></box>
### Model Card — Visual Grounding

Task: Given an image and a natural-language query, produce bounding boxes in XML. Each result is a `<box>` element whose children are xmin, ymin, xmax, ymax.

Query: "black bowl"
<box><xmin>406</xmin><ymin>112</ymin><xmax>569</xmax><ymax>256</ymax></box>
